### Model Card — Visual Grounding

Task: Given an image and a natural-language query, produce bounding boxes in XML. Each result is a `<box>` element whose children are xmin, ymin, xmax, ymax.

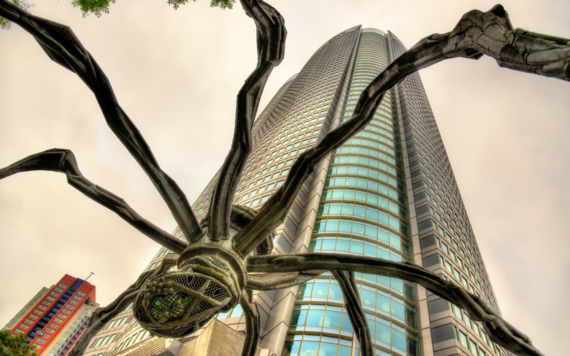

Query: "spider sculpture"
<box><xmin>1</xmin><ymin>1</ymin><xmax>568</xmax><ymax>355</ymax></box>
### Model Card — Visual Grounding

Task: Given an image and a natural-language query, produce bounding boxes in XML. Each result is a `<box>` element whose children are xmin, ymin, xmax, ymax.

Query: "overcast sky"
<box><xmin>1</xmin><ymin>0</ymin><xmax>568</xmax><ymax>354</ymax></box>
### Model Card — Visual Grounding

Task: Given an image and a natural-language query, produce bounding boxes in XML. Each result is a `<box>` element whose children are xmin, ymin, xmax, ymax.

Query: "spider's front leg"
<box><xmin>68</xmin><ymin>255</ymin><xmax>178</xmax><ymax>356</ymax></box>
<box><xmin>0</xmin><ymin>149</ymin><xmax>187</xmax><ymax>253</ymax></box>
<box><xmin>0</xmin><ymin>0</ymin><xmax>204</xmax><ymax>243</ymax></box>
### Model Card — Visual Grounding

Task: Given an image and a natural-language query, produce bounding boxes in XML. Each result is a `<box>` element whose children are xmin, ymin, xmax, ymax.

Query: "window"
<box><xmin>459</xmin><ymin>330</ymin><xmax>468</xmax><ymax>347</ymax></box>
<box><xmin>19</xmin><ymin>324</ymin><xmax>30</xmax><ymax>330</ymax></box>
<box><xmin>469</xmin><ymin>339</ymin><xmax>479</xmax><ymax>354</ymax></box>
<box><xmin>46</xmin><ymin>328</ymin><xmax>55</xmax><ymax>333</ymax></box>
<box><xmin>54</xmin><ymin>287</ymin><xmax>64</xmax><ymax>293</ymax></box>
<box><xmin>58</xmin><ymin>283</ymin><xmax>67</xmax><ymax>288</ymax></box>
<box><xmin>54</xmin><ymin>318</ymin><xmax>64</xmax><ymax>323</ymax></box>
<box><xmin>46</xmin><ymin>296</ymin><xmax>55</xmax><ymax>302</ymax></box>
<box><xmin>25</xmin><ymin>318</ymin><xmax>34</xmax><ymax>324</ymax></box>
<box><xmin>77</xmin><ymin>291</ymin><xmax>86</xmax><ymax>297</ymax></box>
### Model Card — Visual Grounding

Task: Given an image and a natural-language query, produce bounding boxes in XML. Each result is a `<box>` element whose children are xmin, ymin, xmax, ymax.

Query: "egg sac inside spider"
<box><xmin>132</xmin><ymin>254</ymin><xmax>242</xmax><ymax>338</ymax></box>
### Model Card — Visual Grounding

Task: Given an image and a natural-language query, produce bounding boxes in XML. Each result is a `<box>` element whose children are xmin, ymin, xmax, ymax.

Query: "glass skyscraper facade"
<box><xmin>80</xmin><ymin>26</ymin><xmax>509</xmax><ymax>356</ymax></box>
<box><xmin>284</xmin><ymin>28</ymin><xmax>418</xmax><ymax>356</ymax></box>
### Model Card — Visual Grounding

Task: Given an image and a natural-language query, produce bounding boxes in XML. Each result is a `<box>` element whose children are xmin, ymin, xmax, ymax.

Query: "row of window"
<box><xmin>421</xmin><ymin>216</ymin><xmax>489</xmax><ymax>298</ymax></box>
<box><xmin>318</xmin><ymin>202</ymin><xmax>401</xmax><ymax>229</ymax></box>
<box><xmin>322</xmin><ymin>187</ymin><xmax>403</xmax><ymax>213</ymax></box>
<box><xmin>250</xmin><ymin>159</ymin><xmax>294</xmax><ymax>183</ymax></box>
<box><xmin>331</xmin><ymin>147</ymin><xmax>399</xmax><ymax>176</ymax></box>
<box><xmin>106</xmin><ymin>316</ymin><xmax>129</xmax><ymax>329</ymax></box>
<box><xmin>112</xmin><ymin>328</ymin><xmax>152</xmax><ymax>353</ymax></box>
<box><xmin>90</xmin><ymin>333</ymin><xmax>117</xmax><ymax>348</ymax></box>
<box><xmin>295</xmin><ymin>280</ymin><xmax>412</xmax><ymax>324</ymax></box>
<box><xmin>453</xmin><ymin>324</ymin><xmax>491</xmax><ymax>356</ymax></box>
<box><xmin>432</xmin><ymin>235</ymin><xmax>485</xmax><ymax>293</ymax></box>
<box><xmin>17</xmin><ymin>291</ymin><xmax>84</xmax><ymax>335</ymax></box>
<box><xmin>286</xmin><ymin>313</ymin><xmax>416</xmax><ymax>355</ymax></box>
<box><xmin>283</xmin><ymin>335</ymin><xmax>352</xmax><ymax>356</ymax></box>
<box><xmin>325</xmin><ymin>171</ymin><xmax>402</xmax><ymax>199</ymax></box>
<box><xmin>309</xmin><ymin>235</ymin><xmax>403</xmax><ymax>263</ymax></box>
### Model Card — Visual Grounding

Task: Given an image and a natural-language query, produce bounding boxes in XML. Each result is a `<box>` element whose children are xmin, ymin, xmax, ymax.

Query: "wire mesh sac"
<box><xmin>133</xmin><ymin>256</ymin><xmax>237</xmax><ymax>338</ymax></box>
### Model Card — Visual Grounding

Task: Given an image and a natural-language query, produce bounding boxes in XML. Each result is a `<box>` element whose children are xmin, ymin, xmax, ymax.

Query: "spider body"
<box><xmin>133</xmin><ymin>233</ymin><xmax>248</xmax><ymax>338</ymax></box>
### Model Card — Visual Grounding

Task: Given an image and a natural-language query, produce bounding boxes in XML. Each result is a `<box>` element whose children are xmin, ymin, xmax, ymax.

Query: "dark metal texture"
<box><xmin>208</xmin><ymin>0</ymin><xmax>286</xmax><ymax>241</ymax></box>
<box><xmin>0</xmin><ymin>149</ymin><xmax>188</xmax><ymax>254</ymax></box>
<box><xmin>247</xmin><ymin>253</ymin><xmax>544</xmax><ymax>356</ymax></box>
<box><xmin>246</xmin><ymin>270</ymin><xmax>323</xmax><ymax>290</ymax></box>
<box><xmin>240</xmin><ymin>290</ymin><xmax>261</xmax><ymax>356</ymax></box>
<box><xmin>0</xmin><ymin>0</ymin><xmax>203</xmax><ymax>244</ymax></box>
<box><xmin>331</xmin><ymin>270</ymin><xmax>373</xmax><ymax>356</ymax></box>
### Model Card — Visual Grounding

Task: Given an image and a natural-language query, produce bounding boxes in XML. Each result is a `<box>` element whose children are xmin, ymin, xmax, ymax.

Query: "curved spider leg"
<box><xmin>68</xmin><ymin>255</ymin><xmax>178</xmax><ymax>356</ymax></box>
<box><xmin>0</xmin><ymin>149</ymin><xmax>187</xmax><ymax>254</ymax></box>
<box><xmin>233</xmin><ymin>4</ymin><xmax>570</xmax><ymax>256</ymax></box>
<box><xmin>247</xmin><ymin>253</ymin><xmax>544</xmax><ymax>356</ymax></box>
<box><xmin>0</xmin><ymin>0</ymin><xmax>202</xmax><ymax>243</ymax></box>
<box><xmin>239</xmin><ymin>290</ymin><xmax>261</xmax><ymax>356</ymax></box>
<box><xmin>331</xmin><ymin>270</ymin><xmax>373</xmax><ymax>356</ymax></box>
<box><xmin>207</xmin><ymin>0</ymin><xmax>286</xmax><ymax>241</ymax></box>
<box><xmin>245</xmin><ymin>270</ymin><xmax>323</xmax><ymax>290</ymax></box>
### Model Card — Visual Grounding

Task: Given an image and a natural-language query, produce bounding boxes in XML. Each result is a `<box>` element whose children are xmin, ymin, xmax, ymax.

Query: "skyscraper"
<box><xmin>4</xmin><ymin>274</ymin><xmax>98</xmax><ymax>356</ymax></box>
<box><xmin>82</xmin><ymin>25</ymin><xmax>509</xmax><ymax>356</ymax></box>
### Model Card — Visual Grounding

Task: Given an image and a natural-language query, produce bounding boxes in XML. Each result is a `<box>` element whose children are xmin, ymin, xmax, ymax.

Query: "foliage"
<box><xmin>0</xmin><ymin>0</ymin><xmax>33</xmax><ymax>30</ymax></box>
<box><xmin>74</xmin><ymin>0</ymin><xmax>234</xmax><ymax>17</ymax></box>
<box><xmin>168</xmin><ymin>0</ymin><xmax>235</xmax><ymax>10</ymax></box>
<box><xmin>71</xmin><ymin>0</ymin><xmax>115</xmax><ymax>18</ymax></box>
<box><xmin>0</xmin><ymin>330</ymin><xmax>38</xmax><ymax>356</ymax></box>
<box><xmin>1</xmin><ymin>0</ymin><xmax>234</xmax><ymax>26</ymax></box>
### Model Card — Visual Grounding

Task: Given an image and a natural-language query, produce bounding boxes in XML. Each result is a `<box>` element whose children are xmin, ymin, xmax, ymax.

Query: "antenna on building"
<box><xmin>85</xmin><ymin>272</ymin><xmax>95</xmax><ymax>281</ymax></box>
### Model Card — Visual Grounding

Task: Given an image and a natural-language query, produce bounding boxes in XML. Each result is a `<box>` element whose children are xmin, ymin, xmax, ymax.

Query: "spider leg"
<box><xmin>233</xmin><ymin>4</ymin><xmax>570</xmax><ymax>256</ymax></box>
<box><xmin>246</xmin><ymin>270</ymin><xmax>323</xmax><ymax>290</ymax></box>
<box><xmin>207</xmin><ymin>0</ymin><xmax>286</xmax><ymax>241</ymax></box>
<box><xmin>68</xmin><ymin>255</ymin><xmax>178</xmax><ymax>356</ymax></box>
<box><xmin>331</xmin><ymin>270</ymin><xmax>373</xmax><ymax>356</ymax></box>
<box><xmin>0</xmin><ymin>1</ymin><xmax>203</xmax><ymax>243</ymax></box>
<box><xmin>239</xmin><ymin>290</ymin><xmax>261</xmax><ymax>356</ymax></box>
<box><xmin>247</xmin><ymin>253</ymin><xmax>544</xmax><ymax>356</ymax></box>
<box><xmin>0</xmin><ymin>149</ymin><xmax>188</xmax><ymax>254</ymax></box>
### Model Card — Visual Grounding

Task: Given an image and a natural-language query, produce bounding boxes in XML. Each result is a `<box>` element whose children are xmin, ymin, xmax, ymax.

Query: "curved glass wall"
<box><xmin>284</xmin><ymin>29</ymin><xmax>419</xmax><ymax>356</ymax></box>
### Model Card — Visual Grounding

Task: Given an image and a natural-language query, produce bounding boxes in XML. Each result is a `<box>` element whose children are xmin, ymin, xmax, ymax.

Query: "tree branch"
<box><xmin>0</xmin><ymin>0</ymin><xmax>203</xmax><ymax>243</ymax></box>
<box><xmin>331</xmin><ymin>270</ymin><xmax>373</xmax><ymax>356</ymax></box>
<box><xmin>232</xmin><ymin>4</ymin><xmax>570</xmax><ymax>256</ymax></box>
<box><xmin>0</xmin><ymin>149</ymin><xmax>188</xmax><ymax>254</ymax></box>
<box><xmin>247</xmin><ymin>253</ymin><xmax>543</xmax><ymax>356</ymax></box>
<box><xmin>240</xmin><ymin>290</ymin><xmax>260</xmax><ymax>356</ymax></box>
<box><xmin>208</xmin><ymin>0</ymin><xmax>286</xmax><ymax>240</ymax></box>
<box><xmin>245</xmin><ymin>270</ymin><xmax>323</xmax><ymax>290</ymax></box>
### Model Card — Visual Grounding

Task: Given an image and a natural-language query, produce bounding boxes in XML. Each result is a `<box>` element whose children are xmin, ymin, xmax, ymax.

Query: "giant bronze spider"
<box><xmin>1</xmin><ymin>0</ymin><xmax>568</xmax><ymax>355</ymax></box>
